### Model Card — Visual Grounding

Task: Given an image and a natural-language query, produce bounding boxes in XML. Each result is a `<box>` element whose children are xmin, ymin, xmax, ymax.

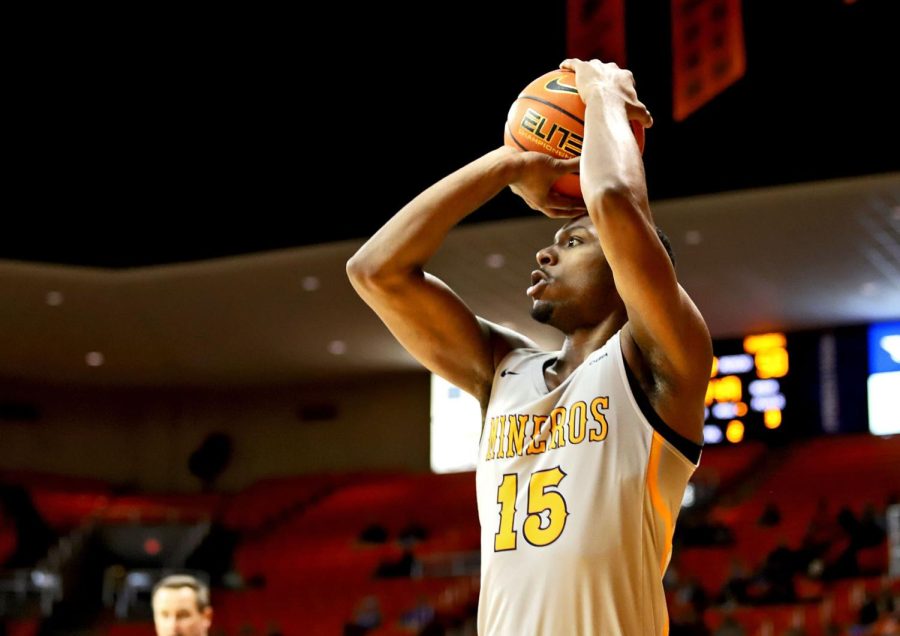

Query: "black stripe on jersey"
<box><xmin>623</xmin><ymin>359</ymin><xmax>703</xmax><ymax>464</ymax></box>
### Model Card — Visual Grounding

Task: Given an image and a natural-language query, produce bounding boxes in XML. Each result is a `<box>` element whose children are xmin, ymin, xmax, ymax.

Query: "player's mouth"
<box><xmin>527</xmin><ymin>270</ymin><xmax>550</xmax><ymax>298</ymax></box>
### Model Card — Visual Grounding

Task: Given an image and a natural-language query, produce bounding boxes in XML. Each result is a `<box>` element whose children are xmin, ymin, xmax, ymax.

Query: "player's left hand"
<box><xmin>559</xmin><ymin>58</ymin><xmax>653</xmax><ymax>130</ymax></box>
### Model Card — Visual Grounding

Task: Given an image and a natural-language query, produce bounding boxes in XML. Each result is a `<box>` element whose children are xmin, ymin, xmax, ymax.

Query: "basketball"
<box><xmin>503</xmin><ymin>69</ymin><xmax>646</xmax><ymax>199</ymax></box>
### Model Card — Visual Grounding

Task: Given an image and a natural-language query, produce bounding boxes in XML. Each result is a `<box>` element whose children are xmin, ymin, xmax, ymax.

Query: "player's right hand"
<box><xmin>506</xmin><ymin>149</ymin><xmax>586</xmax><ymax>218</ymax></box>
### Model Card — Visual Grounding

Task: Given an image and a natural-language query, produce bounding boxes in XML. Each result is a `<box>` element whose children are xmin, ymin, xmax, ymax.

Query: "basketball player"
<box><xmin>347</xmin><ymin>58</ymin><xmax>712</xmax><ymax>634</ymax></box>
<box><xmin>151</xmin><ymin>574</ymin><xmax>213</xmax><ymax>636</ymax></box>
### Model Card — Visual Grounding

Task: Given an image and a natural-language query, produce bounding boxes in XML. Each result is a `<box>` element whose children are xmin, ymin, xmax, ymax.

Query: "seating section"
<box><xmin>704</xmin><ymin>576</ymin><xmax>900</xmax><ymax>635</ymax></box>
<box><xmin>221</xmin><ymin>473</ymin><xmax>350</xmax><ymax>532</ymax></box>
<box><xmin>680</xmin><ymin>434</ymin><xmax>900</xmax><ymax>596</ymax></box>
<box><xmin>4</xmin><ymin>434</ymin><xmax>897</xmax><ymax>634</ymax></box>
<box><xmin>229</xmin><ymin>471</ymin><xmax>478</xmax><ymax>634</ymax></box>
<box><xmin>691</xmin><ymin>440</ymin><xmax>766</xmax><ymax>492</ymax></box>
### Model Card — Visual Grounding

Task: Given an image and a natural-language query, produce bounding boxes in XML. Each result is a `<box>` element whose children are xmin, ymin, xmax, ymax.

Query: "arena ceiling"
<box><xmin>2</xmin><ymin>1</ymin><xmax>897</xmax><ymax>386</ymax></box>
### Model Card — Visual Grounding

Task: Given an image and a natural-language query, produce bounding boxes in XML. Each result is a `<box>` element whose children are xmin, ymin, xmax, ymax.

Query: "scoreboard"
<box><xmin>704</xmin><ymin>332</ymin><xmax>790</xmax><ymax>444</ymax></box>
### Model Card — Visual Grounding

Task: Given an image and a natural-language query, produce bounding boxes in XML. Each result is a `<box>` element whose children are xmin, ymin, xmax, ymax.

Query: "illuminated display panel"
<box><xmin>704</xmin><ymin>332</ymin><xmax>790</xmax><ymax>444</ymax></box>
<box><xmin>430</xmin><ymin>374</ymin><xmax>482</xmax><ymax>473</ymax></box>
<box><xmin>868</xmin><ymin>321</ymin><xmax>900</xmax><ymax>436</ymax></box>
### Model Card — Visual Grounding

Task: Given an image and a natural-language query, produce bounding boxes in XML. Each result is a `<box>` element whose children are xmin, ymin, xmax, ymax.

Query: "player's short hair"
<box><xmin>655</xmin><ymin>226</ymin><xmax>676</xmax><ymax>267</ymax></box>
<box><xmin>152</xmin><ymin>574</ymin><xmax>210</xmax><ymax>611</ymax></box>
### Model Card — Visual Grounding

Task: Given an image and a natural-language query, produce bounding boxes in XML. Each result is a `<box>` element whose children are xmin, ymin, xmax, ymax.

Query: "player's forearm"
<box><xmin>580</xmin><ymin>91</ymin><xmax>650</xmax><ymax>221</ymax></box>
<box><xmin>347</xmin><ymin>147</ymin><xmax>520</xmax><ymax>283</ymax></box>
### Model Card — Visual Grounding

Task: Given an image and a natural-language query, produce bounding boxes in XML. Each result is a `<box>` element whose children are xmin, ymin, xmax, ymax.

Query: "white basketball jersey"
<box><xmin>475</xmin><ymin>330</ymin><xmax>701</xmax><ymax>635</ymax></box>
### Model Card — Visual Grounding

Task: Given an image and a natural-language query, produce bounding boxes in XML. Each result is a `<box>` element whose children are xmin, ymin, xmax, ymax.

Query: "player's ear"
<box><xmin>203</xmin><ymin>606</ymin><xmax>213</xmax><ymax>627</ymax></box>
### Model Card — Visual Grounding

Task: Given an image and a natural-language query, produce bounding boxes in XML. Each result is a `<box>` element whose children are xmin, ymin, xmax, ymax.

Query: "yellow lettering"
<box><xmin>548</xmin><ymin>407</ymin><xmax>567</xmax><ymax>450</ymax></box>
<box><xmin>507</xmin><ymin>414</ymin><xmax>528</xmax><ymax>458</ymax></box>
<box><xmin>568</xmin><ymin>401</ymin><xmax>587</xmax><ymax>444</ymax></box>
<box><xmin>589</xmin><ymin>396</ymin><xmax>609</xmax><ymax>442</ymax></box>
<box><xmin>523</xmin><ymin>467</ymin><xmax>568</xmax><ymax>546</ymax></box>
<box><xmin>486</xmin><ymin>417</ymin><xmax>499</xmax><ymax>460</ymax></box>
<box><xmin>494</xmin><ymin>473</ymin><xmax>518</xmax><ymax>551</ymax></box>
<box><xmin>526</xmin><ymin>415</ymin><xmax>548</xmax><ymax>455</ymax></box>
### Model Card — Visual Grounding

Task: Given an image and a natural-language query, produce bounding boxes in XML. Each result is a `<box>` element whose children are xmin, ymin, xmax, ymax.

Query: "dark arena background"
<box><xmin>2</xmin><ymin>1</ymin><xmax>899</xmax><ymax>634</ymax></box>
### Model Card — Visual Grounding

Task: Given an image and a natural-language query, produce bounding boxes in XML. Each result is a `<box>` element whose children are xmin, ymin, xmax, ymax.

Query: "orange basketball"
<box><xmin>503</xmin><ymin>69</ymin><xmax>646</xmax><ymax>199</ymax></box>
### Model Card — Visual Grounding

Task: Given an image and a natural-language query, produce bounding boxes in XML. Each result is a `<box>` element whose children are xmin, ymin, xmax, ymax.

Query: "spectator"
<box><xmin>875</xmin><ymin>576</ymin><xmax>896</xmax><ymax>615</ymax></box>
<box><xmin>358</xmin><ymin>522</ymin><xmax>388</xmax><ymax>544</ymax></box>
<box><xmin>0</xmin><ymin>484</ymin><xmax>56</xmax><ymax>568</ymax></box>
<box><xmin>856</xmin><ymin>503</ymin><xmax>887</xmax><ymax>548</ymax></box>
<box><xmin>856</xmin><ymin>593</ymin><xmax>879</xmax><ymax>626</ymax></box>
<box><xmin>375</xmin><ymin>548</ymin><xmax>415</xmax><ymax>578</ymax></box>
<box><xmin>344</xmin><ymin>595</ymin><xmax>382</xmax><ymax>635</ymax></box>
<box><xmin>758</xmin><ymin>501</ymin><xmax>781</xmax><ymax>527</ymax></box>
<box><xmin>399</xmin><ymin>595</ymin><xmax>437</xmax><ymax>633</ymax></box>
<box><xmin>802</xmin><ymin>499</ymin><xmax>841</xmax><ymax>561</ymax></box>
<box><xmin>754</xmin><ymin>541</ymin><xmax>798</xmax><ymax>603</ymax></box>
<box><xmin>720</xmin><ymin>556</ymin><xmax>751</xmax><ymax>604</ymax></box>
<box><xmin>152</xmin><ymin>574</ymin><xmax>213</xmax><ymax>636</ymax></box>
<box><xmin>713</xmin><ymin>612</ymin><xmax>746</xmax><ymax>636</ymax></box>
<box><xmin>397</xmin><ymin>521</ymin><xmax>429</xmax><ymax>547</ymax></box>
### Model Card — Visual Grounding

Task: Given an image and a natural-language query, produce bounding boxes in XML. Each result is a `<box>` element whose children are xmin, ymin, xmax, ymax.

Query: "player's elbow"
<box><xmin>584</xmin><ymin>182</ymin><xmax>638</xmax><ymax>218</ymax></box>
<box><xmin>346</xmin><ymin>251</ymin><xmax>371</xmax><ymax>283</ymax></box>
<box><xmin>346</xmin><ymin>250</ymin><xmax>410</xmax><ymax>294</ymax></box>
<box><xmin>346</xmin><ymin>251</ymin><xmax>382</xmax><ymax>290</ymax></box>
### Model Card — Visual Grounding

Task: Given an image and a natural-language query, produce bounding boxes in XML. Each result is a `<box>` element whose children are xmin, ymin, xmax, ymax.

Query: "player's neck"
<box><xmin>547</xmin><ymin>313</ymin><xmax>625</xmax><ymax>387</ymax></box>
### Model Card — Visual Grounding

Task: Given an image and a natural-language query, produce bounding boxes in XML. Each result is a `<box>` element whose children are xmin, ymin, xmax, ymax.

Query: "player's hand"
<box><xmin>507</xmin><ymin>149</ymin><xmax>586</xmax><ymax>219</ymax></box>
<box><xmin>559</xmin><ymin>58</ymin><xmax>653</xmax><ymax>130</ymax></box>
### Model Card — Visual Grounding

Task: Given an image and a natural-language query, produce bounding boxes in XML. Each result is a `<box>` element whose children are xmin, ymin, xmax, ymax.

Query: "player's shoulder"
<box><xmin>478</xmin><ymin>317</ymin><xmax>540</xmax><ymax>367</ymax></box>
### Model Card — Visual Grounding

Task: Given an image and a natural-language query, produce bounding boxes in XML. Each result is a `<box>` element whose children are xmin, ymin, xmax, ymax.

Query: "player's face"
<box><xmin>152</xmin><ymin>588</ymin><xmax>212</xmax><ymax>636</ymax></box>
<box><xmin>528</xmin><ymin>215</ymin><xmax>619</xmax><ymax>331</ymax></box>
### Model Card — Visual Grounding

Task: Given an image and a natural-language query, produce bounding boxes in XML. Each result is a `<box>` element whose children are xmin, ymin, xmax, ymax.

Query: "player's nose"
<box><xmin>536</xmin><ymin>244</ymin><xmax>557</xmax><ymax>267</ymax></box>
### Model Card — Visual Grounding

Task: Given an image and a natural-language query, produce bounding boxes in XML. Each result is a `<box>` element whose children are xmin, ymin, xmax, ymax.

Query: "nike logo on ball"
<box><xmin>545</xmin><ymin>77</ymin><xmax>578</xmax><ymax>94</ymax></box>
<box><xmin>500</xmin><ymin>370</ymin><xmax>520</xmax><ymax>377</ymax></box>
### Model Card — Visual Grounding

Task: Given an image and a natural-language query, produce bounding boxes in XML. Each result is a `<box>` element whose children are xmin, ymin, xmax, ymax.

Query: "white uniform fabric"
<box><xmin>475</xmin><ymin>330</ymin><xmax>700</xmax><ymax>635</ymax></box>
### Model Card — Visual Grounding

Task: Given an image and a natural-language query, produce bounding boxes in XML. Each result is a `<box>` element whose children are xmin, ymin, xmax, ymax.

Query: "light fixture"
<box><xmin>85</xmin><ymin>352</ymin><xmax>105</xmax><ymax>367</ymax></box>
<box><xmin>45</xmin><ymin>291</ymin><xmax>64</xmax><ymax>306</ymax></box>
<box><xmin>327</xmin><ymin>340</ymin><xmax>347</xmax><ymax>355</ymax></box>
<box><xmin>302</xmin><ymin>276</ymin><xmax>320</xmax><ymax>291</ymax></box>
<box><xmin>485</xmin><ymin>253</ymin><xmax>505</xmax><ymax>269</ymax></box>
<box><xmin>684</xmin><ymin>230</ymin><xmax>702</xmax><ymax>245</ymax></box>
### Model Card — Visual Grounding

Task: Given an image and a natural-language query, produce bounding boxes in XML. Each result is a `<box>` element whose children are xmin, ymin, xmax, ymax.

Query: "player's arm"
<box><xmin>347</xmin><ymin>147</ymin><xmax>582</xmax><ymax>406</ymax></box>
<box><xmin>562</xmin><ymin>58</ymin><xmax>712</xmax><ymax>443</ymax></box>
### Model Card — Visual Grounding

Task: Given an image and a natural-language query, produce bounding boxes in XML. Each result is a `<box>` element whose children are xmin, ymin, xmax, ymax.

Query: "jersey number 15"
<box><xmin>495</xmin><ymin>466</ymin><xmax>569</xmax><ymax>551</ymax></box>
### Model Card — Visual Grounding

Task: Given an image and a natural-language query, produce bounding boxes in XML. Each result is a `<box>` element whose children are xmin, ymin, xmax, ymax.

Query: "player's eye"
<box><xmin>566</xmin><ymin>237</ymin><xmax>580</xmax><ymax>247</ymax></box>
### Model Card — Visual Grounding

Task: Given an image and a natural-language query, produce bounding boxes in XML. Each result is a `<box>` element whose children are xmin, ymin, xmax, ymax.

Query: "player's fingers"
<box><xmin>557</xmin><ymin>157</ymin><xmax>582</xmax><ymax>173</ymax></box>
<box><xmin>629</xmin><ymin>103</ymin><xmax>654</xmax><ymax>128</ymax></box>
<box><xmin>545</xmin><ymin>191</ymin><xmax>587</xmax><ymax>211</ymax></box>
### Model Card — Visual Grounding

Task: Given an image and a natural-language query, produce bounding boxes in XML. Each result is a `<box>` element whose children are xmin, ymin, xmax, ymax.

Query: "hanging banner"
<box><xmin>567</xmin><ymin>0</ymin><xmax>627</xmax><ymax>66</ymax></box>
<box><xmin>672</xmin><ymin>0</ymin><xmax>746</xmax><ymax>121</ymax></box>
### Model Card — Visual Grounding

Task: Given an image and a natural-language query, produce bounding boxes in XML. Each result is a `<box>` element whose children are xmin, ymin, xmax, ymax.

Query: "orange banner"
<box><xmin>671</xmin><ymin>0</ymin><xmax>746</xmax><ymax>121</ymax></box>
<box><xmin>566</xmin><ymin>0</ymin><xmax>627</xmax><ymax>66</ymax></box>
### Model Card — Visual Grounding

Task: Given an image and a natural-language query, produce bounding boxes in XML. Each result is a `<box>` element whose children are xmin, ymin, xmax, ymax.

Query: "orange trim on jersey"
<box><xmin>647</xmin><ymin>432</ymin><xmax>673</xmax><ymax>636</ymax></box>
<box><xmin>647</xmin><ymin>432</ymin><xmax>674</xmax><ymax>576</ymax></box>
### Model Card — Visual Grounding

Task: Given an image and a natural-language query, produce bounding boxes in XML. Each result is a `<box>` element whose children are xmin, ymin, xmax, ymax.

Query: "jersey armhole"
<box><xmin>622</xmin><ymin>356</ymin><xmax>703</xmax><ymax>465</ymax></box>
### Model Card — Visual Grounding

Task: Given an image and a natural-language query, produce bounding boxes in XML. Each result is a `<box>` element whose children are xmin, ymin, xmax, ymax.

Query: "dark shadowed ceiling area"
<box><xmin>4</xmin><ymin>0</ymin><xmax>898</xmax><ymax>268</ymax></box>
<box><xmin>2</xmin><ymin>1</ymin><xmax>897</xmax><ymax>387</ymax></box>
